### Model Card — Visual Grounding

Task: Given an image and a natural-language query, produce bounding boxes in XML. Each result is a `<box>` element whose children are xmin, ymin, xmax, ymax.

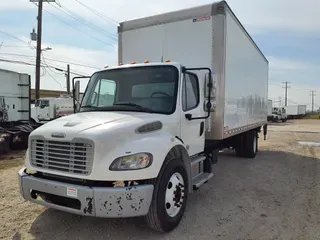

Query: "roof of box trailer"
<box><xmin>118</xmin><ymin>1</ymin><xmax>225</xmax><ymax>32</ymax></box>
<box><xmin>118</xmin><ymin>1</ymin><xmax>268</xmax><ymax>63</ymax></box>
<box><xmin>0</xmin><ymin>68</ymin><xmax>28</xmax><ymax>75</ymax></box>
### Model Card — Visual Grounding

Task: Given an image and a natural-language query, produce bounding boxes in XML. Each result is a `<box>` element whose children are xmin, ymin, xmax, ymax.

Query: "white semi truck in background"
<box><xmin>31</xmin><ymin>95</ymin><xmax>74</xmax><ymax>123</ymax></box>
<box><xmin>0</xmin><ymin>69</ymin><xmax>35</xmax><ymax>154</ymax></box>
<box><xmin>19</xmin><ymin>1</ymin><xmax>268</xmax><ymax>232</ymax></box>
<box><xmin>271</xmin><ymin>107</ymin><xmax>287</xmax><ymax>122</ymax></box>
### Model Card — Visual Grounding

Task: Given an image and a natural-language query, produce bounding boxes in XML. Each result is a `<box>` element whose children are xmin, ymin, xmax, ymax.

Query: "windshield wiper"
<box><xmin>81</xmin><ymin>105</ymin><xmax>96</xmax><ymax>108</ymax></box>
<box><xmin>113</xmin><ymin>102</ymin><xmax>154</xmax><ymax>113</ymax></box>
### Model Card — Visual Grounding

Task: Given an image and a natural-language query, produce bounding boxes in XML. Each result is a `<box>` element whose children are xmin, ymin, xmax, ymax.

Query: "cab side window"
<box><xmin>182</xmin><ymin>73</ymin><xmax>199</xmax><ymax>111</ymax></box>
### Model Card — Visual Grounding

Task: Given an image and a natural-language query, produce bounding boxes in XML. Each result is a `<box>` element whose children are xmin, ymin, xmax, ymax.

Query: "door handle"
<box><xmin>185</xmin><ymin>113</ymin><xmax>192</xmax><ymax>120</ymax></box>
<box><xmin>199</xmin><ymin>121</ymin><xmax>204</xmax><ymax>136</ymax></box>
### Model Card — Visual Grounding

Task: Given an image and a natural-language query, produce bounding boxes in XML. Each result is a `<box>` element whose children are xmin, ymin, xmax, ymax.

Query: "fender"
<box><xmin>163</xmin><ymin>144</ymin><xmax>193</xmax><ymax>194</ymax></box>
<box><xmin>89</xmin><ymin>131</ymin><xmax>189</xmax><ymax>181</ymax></box>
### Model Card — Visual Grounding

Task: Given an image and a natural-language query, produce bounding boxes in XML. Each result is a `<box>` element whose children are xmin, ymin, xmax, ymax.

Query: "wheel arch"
<box><xmin>161</xmin><ymin>145</ymin><xmax>192</xmax><ymax>194</ymax></box>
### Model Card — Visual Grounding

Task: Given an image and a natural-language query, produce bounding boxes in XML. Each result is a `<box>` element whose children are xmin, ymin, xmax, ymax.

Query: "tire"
<box><xmin>235</xmin><ymin>134</ymin><xmax>245</xmax><ymax>157</ymax></box>
<box><xmin>255</xmin><ymin>132</ymin><xmax>259</xmax><ymax>153</ymax></box>
<box><xmin>235</xmin><ymin>131</ymin><xmax>258</xmax><ymax>158</ymax></box>
<box><xmin>242</xmin><ymin>130</ymin><xmax>258</xmax><ymax>158</ymax></box>
<box><xmin>144</xmin><ymin>158</ymin><xmax>188</xmax><ymax>232</ymax></box>
<box><xmin>30</xmin><ymin>118</ymin><xmax>37</xmax><ymax>125</ymax></box>
<box><xmin>282</xmin><ymin>118</ymin><xmax>287</xmax><ymax>122</ymax></box>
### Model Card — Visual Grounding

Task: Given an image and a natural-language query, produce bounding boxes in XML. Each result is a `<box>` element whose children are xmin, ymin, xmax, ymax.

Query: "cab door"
<box><xmin>38</xmin><ymin>100</ymin><xmax>51</xmax><ymax>121</ymax></box>
<box><xmin>180</xmin><ymin>72</ymin><xmax>205</xmax><ymax>156</ymax></box>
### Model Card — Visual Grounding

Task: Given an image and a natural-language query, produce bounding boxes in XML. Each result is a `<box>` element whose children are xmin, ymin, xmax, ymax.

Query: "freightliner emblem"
<box><xmin>51</xmin><ymin>132</ymin><xmax>66</xmax><ymax>138</ymax></box>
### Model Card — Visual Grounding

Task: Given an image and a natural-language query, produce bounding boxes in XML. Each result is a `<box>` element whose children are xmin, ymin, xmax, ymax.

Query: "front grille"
<box><xmin>30</xmin><ymin>139</ymin><xmax>93</xmax><ymax>175</ymax></box>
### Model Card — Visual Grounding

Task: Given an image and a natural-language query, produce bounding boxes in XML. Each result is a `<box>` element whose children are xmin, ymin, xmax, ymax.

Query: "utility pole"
<box><xmin>282</xmin><ymin>81</ymin><xmax>290</xmax><ymax>106</ymax></box>
<box><xmin>310</xmin><ymin>91</ymin><xmax>316</xmax><ymax>112</ymax></box>
<box><xmin>278</xmin><ymin>96</ymin><xmax>282</xmax><ymax>108</ymax></box>
<box><xmin>66</xmin><ymin>64</ymin><xmax>71</xmax><ymax>95</ymax></box>
<box><xmin>30</xmin><ymin>0</ymin><xmax>55</xmax><ymax>100</ymax></box>
<box><xmin>34</xmin><ymin>0</ymin><xmax>43</xmax><ymax>101</ymax></box>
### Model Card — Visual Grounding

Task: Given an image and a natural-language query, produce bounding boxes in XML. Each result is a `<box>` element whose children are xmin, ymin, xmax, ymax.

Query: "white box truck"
<box><xmin>18</xmin><ymin>1</ymin><xmax>268</xmax><ymax>232</ymax></box>
<box><xmin>298</xmin><ymin>105</ymin><xmax>307</xmax><ymax>116</ymax></box>
<box><xmin>0</xmin><ymin>69</ymin><xmax>35</xmax><ymax>153</ymax></box>
<box><xmin>285</xmin><ymin>105</ymin><xmax>306</xmax><ymax>119</ymax></box>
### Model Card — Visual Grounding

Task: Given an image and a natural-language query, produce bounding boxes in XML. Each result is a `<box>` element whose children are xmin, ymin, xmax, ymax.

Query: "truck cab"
<box><xmin>272</xmin><ymin>107</ymin><xmax>287</xmax><ymax>122</ymax></box>
<box><xmin>32</xmin><ymin>96</ymin><xmax>74</xmax><ymax>123</ymax></box>
<box><xmin>20</xmin><ymin>62</ymin><xmax>216</xmax><ymax>231</ymax></box>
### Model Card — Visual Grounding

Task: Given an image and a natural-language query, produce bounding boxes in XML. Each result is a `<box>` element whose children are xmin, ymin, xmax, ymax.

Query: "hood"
<box><xmin>30</xmin><ymin>111</ymin><xmax>163</xmax><ymax>140</ymax></box>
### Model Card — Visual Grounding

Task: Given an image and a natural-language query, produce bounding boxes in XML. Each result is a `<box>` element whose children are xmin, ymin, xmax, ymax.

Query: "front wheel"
<box><xmin>144</xmin><ymin>159</ymin><xmax>188</xmax><ymax>232</ymax></box>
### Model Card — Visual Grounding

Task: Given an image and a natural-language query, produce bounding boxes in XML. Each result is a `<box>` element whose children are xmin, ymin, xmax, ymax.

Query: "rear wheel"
<box><xmin>144</xmin><ymin>158</ymin><xmax>188</xmax><ymax>232</ymax></box>
<box><xmin>243</xmin><ymin>130</ymin><xmax>258</xmax><ymax>158</ymax></box>
<box><xmin>235</xmin><ymin>130</ymin><xmax>258</xmax><ymax>158</ymax></box>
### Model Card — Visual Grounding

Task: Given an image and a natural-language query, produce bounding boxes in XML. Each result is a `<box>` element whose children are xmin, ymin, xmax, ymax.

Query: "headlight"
<box><xmin>109</xmin><ymin>153</ymin><xmax>153</xmax><ymax>171</ymax></box>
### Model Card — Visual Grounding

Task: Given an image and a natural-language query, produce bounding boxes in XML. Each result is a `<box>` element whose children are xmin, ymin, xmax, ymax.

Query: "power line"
<box><xmin>31</xmin><ymin>2</ymin><xmax>115</xmax><ymax>47</ymax></box>
<box><xmin>0</xmin><ymin>57</ymin><xmax>87</xmax><ymax>76</ymax></box>
<box><xmin>0</xmin><ymin>30</ymin><xmax>33</xmax><ymax>47</ymax></box>
<box><xmin>49</xmin><ymin>2</ymin><xmax>117</xmax><ymax>41</ymax></box>
<box><xmin>42</xmin><ymin>54</ymin><xmax>65</xmax><ymax>88</ymax></box>
<box><xmin>72</xmin><ymin>0</ymin><xmax>118</xmax><ymax>25</ymax></box>
<box><xmin>269</xmin><ymin>83</ymin><xmax>283</xmax><ymax>87</ymax></box>
<box><xmin>0</xmin><ymin>52</ymin><xmax>100</xmax><ymax>69</ymax></box>
<box><xmin>0</xmin><ymin>45</ymin><xmax>34</xmax><ymax>48</ymax></box>
<box><xmin>269</xmin><ymin>82</ymin><xmax>312</xmax><ymax>92</ymax></box>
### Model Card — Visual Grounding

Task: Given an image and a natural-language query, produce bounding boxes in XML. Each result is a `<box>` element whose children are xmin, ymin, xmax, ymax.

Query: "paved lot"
<box><xmin>0</xmin><ymin>120</ymin><xmax>319</xmax><ymax>240</ymax></box>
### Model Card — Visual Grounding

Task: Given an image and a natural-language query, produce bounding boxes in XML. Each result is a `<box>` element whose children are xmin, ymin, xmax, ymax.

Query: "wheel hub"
<box><xmin>165</xmin><ymin>172</ymin><xmax>185</xmax><ymax>217</ymax></box>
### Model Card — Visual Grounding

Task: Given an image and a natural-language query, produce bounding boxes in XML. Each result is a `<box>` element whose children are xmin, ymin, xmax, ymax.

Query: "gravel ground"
<box><xmin>0</xmin><ymin>119</ymin><xmax>319</xmax><ymax>240</ymax></box>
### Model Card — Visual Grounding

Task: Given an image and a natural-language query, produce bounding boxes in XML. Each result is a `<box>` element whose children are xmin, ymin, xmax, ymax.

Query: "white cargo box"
<box><xmin>285</xmin><ymin>105</ymin><xmax>307</xmax><ymax>116</ymax></box>
<box><xmin>298</xmin><ymin>105</ymin><xmax>306</xmax><ymax>115</ymax></box>
<box><xmin>0</xmin><ymin>69</ymin><xmax>30</xmax><ymax>122</ymax></box>
<box><xmin>285</xmin><ymin>105</ymin><xmax>299</xmax><ymax>115</ymax></box>
<box><xmin>118</xmin><ymin>1</ymin><xmax>268</xmax><ymax>140</ymax></box>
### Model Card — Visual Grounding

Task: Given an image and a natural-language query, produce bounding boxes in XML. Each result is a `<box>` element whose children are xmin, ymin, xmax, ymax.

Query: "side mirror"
<box><xmin>74</xmin><ymin>81</ymin><xmax>80</xmax><ymax>102</ymax></box>
<box><xmin>204</xmin><ymin>73</ymin><xmax>216</xmax><ymax>99</ymax></box>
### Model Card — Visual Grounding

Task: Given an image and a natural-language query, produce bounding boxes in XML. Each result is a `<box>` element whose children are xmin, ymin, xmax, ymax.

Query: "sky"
<box><xmin>0</xmin><ymin>0</ymin><xmax>319</xmax><ymax>111</ymax></box>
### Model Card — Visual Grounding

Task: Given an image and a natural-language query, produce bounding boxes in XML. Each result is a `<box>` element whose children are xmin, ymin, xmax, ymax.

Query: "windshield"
<box><xmin>81</xmin><ymin>66</ymin><xmax>179</xmax><ymax>114</ymax></box>
<box><xmin>39</xmin><ymin>100</ymin><xmax>50</xmax><ymax>109</ymax></box>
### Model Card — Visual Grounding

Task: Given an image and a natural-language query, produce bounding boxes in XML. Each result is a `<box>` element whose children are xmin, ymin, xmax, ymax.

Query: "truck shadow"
<box><xmin>26</xmin><ymin>149</ymin><xmax>319</xmax><ymax>240</ymax></box>
<box><xmin>267</xmin><ymin>121</ymin><xmax>295</xmax><ymax>126</ymax></box>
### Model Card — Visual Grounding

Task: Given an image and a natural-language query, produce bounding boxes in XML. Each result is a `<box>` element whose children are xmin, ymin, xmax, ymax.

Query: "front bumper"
<box><xmin>18</xmin><ymin>168</ymin><xmax>154</xmax><ymax>218</ymax></box>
